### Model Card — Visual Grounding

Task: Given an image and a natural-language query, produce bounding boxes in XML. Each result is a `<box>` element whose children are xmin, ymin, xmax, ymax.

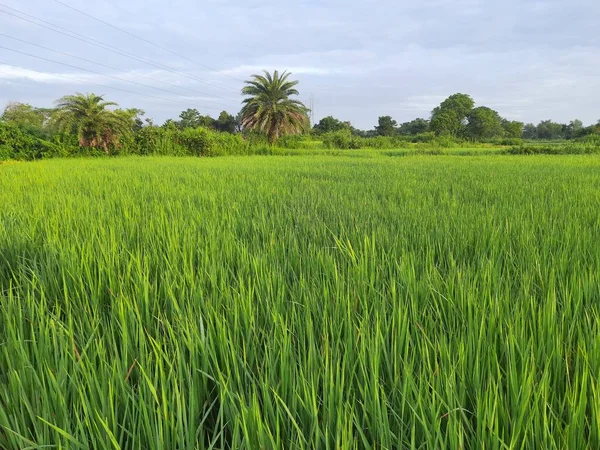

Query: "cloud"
<box><xmin>1</xmin><ymin>0</ymin><xmax>599</xmax><ymax>127</ymax></box>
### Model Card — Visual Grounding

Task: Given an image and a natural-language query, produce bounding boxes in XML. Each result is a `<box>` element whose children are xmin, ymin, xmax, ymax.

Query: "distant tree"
<box><xmin>215</xmin><ymin>111</ymin><xmax>237</xmax><ymax>133</ymax></box>
<box><xmin>52</xmin><ymin>93</ymin><xmax>131</xmax><ymax>153</ymax></box>
<box><xmin>2</xmin><ymin>102</ymin><xmax>52</xmax><ymax>138</ymax></box>
<box><xmin>176</xmin><ymin>108</ymin><xmax>215</xmax><ymax>130</ymax></box>
<box><xmin>536</xmin><ymin>120</ymin><xmax>564</xmax><ymax>140</ymax></box>
<box><xmin>430</xmin><ymin>109</ymin><xmax>462</xmax><ymax>137</ymax></box>
<box><xmin>523</xmin><ymin>123</ymin><xmax>537</xmax><ymax>139</ymax></box>
<box><xmin>430</xmin><ymin>93</ymin><xmax>474</xmax><ymax>137</ymax></box>
<box><xmin>502</xmin><ymin>120</ymin><xmax>524</xmax><ymax>139</ymax></box>
<box><xmin>375</xmin><ymin>116</ymin><xmax>398</xmax><ymax>136</ymax></box>
<box><xmin>398</xmin><ymin>118</ymin><xmax>429</xmax><ymax>136</ymax></box>
<box><xmin>466</xmin><ymin>107</ymin><xmax>503</xmax><ymax>139</ymax></box>
<box><xmin>564</xmin><ymin>119</ymin><xmax>584</xmax><ymax>139</ymax></box>
<box><xmin>313</xmin><ymin>116</ymin><xmax>349</xmax><ymax>134</ymax></box>
<box><xmin>240</xmin><ymin>70</ymin><xmax>310</xmax><ymax>144</ymax></box>
<box><xmin>162</xmin><ymin>118</ymin><xmax>177</xmax><ymax>128</ymax></box>
<box><xmin>114</xmin><ymin>108</ymin><xmax>146</xmax><ymax>132</ymax></box>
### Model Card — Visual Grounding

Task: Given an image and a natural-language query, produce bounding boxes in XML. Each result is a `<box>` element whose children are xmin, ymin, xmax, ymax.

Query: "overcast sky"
<box><xmin>0</xmin><ymin>0</ymin><xmax>598</xmax><ymax>129</ymax></box>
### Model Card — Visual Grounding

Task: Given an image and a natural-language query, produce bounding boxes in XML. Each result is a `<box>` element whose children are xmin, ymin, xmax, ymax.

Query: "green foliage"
<box><xmin>523</xmin><ymin>123</ymin><xmax>537</xmax><ymax>139</ymax></box>
<box><xmin>52</xmin><ymin>93</ymin><xmax>134</xmax><ymax>153</ymax></box>
<box><xmin>398</xmin><ymin>118</ymin><xmax>429</xmax><ymax>136</ymax></box>
<box><xmin>430</xmin><ymin>108</ymin><xmax>463</xmax><ymax>136</ymax></box>
<box><xmin>502</xmin><ymin>120</ymin><xmax>524</xmax><ymax>139</ymax></box>
<box><xmin>430</xmin><ymin>93</ymin><xmax>474</xmax><ymax>137</ymax></box>
<box><xmin>215</xmin><ymin>110</ymin><xmax>238</xmax><ymax>134</ymax></box>
<box><xmin>322</xmin><ymin>129</ymin><xmax>363</xmax><ymax>149</ymax></box>
<box><xmin>1</xmin><ymin>156</ymin><xmax>600</xmax><ymax>448</ymax></box>
<box><xmin>536</xmin><ymin>120</ymin><xmax>565</xmax><ymax>140</ymax></box>
<box><xmin>313</xmin><ymin>116</ymin><xmax>350</xmax><ymax>134</ymax></box>
<box><xmin>2</xmin><ymin>102</ymin><xmax>52</xmax><ymax>139</ymax></box>
<box><xmin>507</xmin><ymin>141</ymin><xmax>600</xmax><ymax>154</ymax></box>
<box><xmin>466</xmin><ymin>106</ymin><xmax>504</xmax><ymax>139</ymax></box>
<box><xmin>374</xmin><ymin>116</ymin><xmax>398</xmax><ymax>136</ymax></box>
<box><xmin>240</xmin><ymin>70</ymin><xmax>310</xmax><ymax>143</ymax></box>
<box><xmin>0</xmin><ymin>121</ymin><xmax>61</xmax><ymax>160</ymax></box>
<box><xmin>176</xmin><ymin>108</ymin><xmax>217</xmax><ymax>130</ymax></box>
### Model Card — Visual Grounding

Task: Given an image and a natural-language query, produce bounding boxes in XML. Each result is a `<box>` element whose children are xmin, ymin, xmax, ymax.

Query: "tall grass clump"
<box><xmin>1</xmin><ymin>155</ymin><xmax>600</xmax><ymax>448</ymax></box>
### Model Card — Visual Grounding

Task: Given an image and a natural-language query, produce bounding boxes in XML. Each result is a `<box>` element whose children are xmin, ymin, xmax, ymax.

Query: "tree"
<box><xmin>398</xmin><ymin>118</ymin><xmax>429</xmax><ymax>136</ymax></box>
<box><xmin>240</xmin><ymin>70</ymin><xmax>310</xmax><ymax>143</ymax></box>
<box><xmin>176</xmin><ymin>108</ymin><xmax>215</xmax><ymax>130</ymax></box>
<box><xmin>523</xmin><ymin>123</ymin><xmax>537</xmax><ymax>139</ymax></box>
<box><xmin>463</xmin><ymin>106</ymin><xmax>504</xmax><ymax>140</ymax></box>
<box><xmin>2</xmin><ymin>102</ymin><xmax>52</xmax><ymax>138</ymax></box>
<box><xmin>564</xmin><ymin>119</ymin><xmax>584</xmax><ymax>139</ymax></box>
<box><xmin>430</xmin><ymin>93</ymin><xmax>474</xmax><ymax>137</ymax></box>
<box><xmin>52</xmin><ymin>93</ymin><xmax>131</xmax><ymax>153</ymax></box>
<box><xmin>313</xmin><ymin>116</ymin><xmax>349</xmax><ymax>134</ymax></box>
<box><xmin>375</xmin><ymin>116</ymin><xmax>398</xmax><ymax>136</ymax></box>
<box><xmin>215</xmin><ymin>111</ymin><xmax>237</xmax><ymax>134</ymax></box>
<box><xmin>430</xmin><ymin>109</ymin><xmax>462</xmax><ymax>137</ymax></box>
<box><xmin>502</xmin><ymin>120</ymin><xmax>524</xmax><ymax>139</ymax></box>
<box><xmin>536</xmin><ymin>120</ymin><xmax>564</xmax><ymax>140</ymax></box>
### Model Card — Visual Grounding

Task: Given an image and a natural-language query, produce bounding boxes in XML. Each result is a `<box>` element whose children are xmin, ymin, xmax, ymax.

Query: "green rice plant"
<box><xmin>1</xmin><ymin>154</ymin><xmax>599</xmax><ymax>449</ymax></box>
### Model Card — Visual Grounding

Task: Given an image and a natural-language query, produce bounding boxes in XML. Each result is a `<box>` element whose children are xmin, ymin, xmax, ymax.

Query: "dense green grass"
<box><xmin>1</xmin><ymin>155</ymin><xmax>600</xmax><ymax>449</ymax></box>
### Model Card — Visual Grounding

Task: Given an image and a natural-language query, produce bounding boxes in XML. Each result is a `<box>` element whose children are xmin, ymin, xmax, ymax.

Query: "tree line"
<box><xmin>2</xmin><ymin>72</ymin><xmax>599</xmax><ymax>161</ymax></box>
<box><xmin>314</xmin><ymin>93</ymin><xmax>600</xmax><ymax>141</ymax></box>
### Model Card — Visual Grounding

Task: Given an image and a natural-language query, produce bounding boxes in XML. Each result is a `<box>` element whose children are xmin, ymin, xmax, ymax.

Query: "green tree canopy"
<box><xmin>215</xmin><ymin>111</ymin><xmax>237</xmax><ymax>134</ymax></box>
<box><xmin>240</xmin><ymin>70</ymin><xmax>310</xmax><ymax>143</ymax></box>
<box><xmin>2</xmin><ymin>102</ymin><xmax>52</xmax><ymax>138</ymax></box>
<box><xmin>176</xmin><ymin>108</ymin><xmax>215</xmax><ymax>130</ymax></box>
<box><xmin>502</xmin><ymin>120</ymin><xmax>524</xmax><ymax>139</ymax></box>
<box><xmin>430</xmin><ymin>93</ymin><xmax>474</xmax><ymax>137</ymax></box>
<box><xmin>523</xmin><ymin>123</ymin><xmax>537</xmax><ymax>139</ymax></box>
<box><xmin>536</xmin><ymin>120</ymin><xmax>564</xmax><ymax>140</ymax></box>
<box><xmin>375</xmin><ymin>116</ymin><xmax>398</xmax><ymax>136</ymax></box>
<box><xmin>466</xmin><ymin>107</ymin><xmax>503</xmax><ymax>139</ymax></box>
<box><xmin>313</xmin><ymin>116</ymin><xmax>350</xmax><ymax>135</ymax></box>
<box><xmin>398</xmin><ymin>118</ymin><xmax>429</xmax><ymax>136</ymax></box>
<box><xmin>564</xmin><ymin>119</ymin><xmax>584</xmax><ymax>139</ymax></box>
<box><xmin>52</xmin><ymin>93</ymin><xmax>131</xmax><ymax>153</ymax></box>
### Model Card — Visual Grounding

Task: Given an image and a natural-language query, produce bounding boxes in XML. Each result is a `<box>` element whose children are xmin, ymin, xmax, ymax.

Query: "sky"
<box><xmin>0</xmin><ymin>0</ymin><xmax>599</xmax><ymax>129</ymax></box>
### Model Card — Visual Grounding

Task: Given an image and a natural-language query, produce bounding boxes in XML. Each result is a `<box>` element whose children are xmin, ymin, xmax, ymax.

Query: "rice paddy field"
<box><xmin>1</xmin><ymin>154</ymin><xmax>600</xmax><ymax>449</ymax></box>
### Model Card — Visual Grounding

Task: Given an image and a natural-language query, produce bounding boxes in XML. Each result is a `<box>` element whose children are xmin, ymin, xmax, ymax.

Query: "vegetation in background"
<box><xmin>240</xmin><ymin>70</ymin><xmax>310</xmax><ymax>144</ymax></box>
<box><xmin>1</xmin><ymin>73</ymin><xmax>599</xmax><ymax>160</ymax></box>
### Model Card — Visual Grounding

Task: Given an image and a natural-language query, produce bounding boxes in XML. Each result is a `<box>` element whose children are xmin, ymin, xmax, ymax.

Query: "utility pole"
<box><xmin>309</xmin><ymin>93</ymin><xmax>315</xmax><ymax>126</ymax></box>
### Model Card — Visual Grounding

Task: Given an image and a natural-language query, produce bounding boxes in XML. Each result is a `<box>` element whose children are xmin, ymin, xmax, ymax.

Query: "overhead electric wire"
<box><xmin>0</xmin><ymin>33</ymin><xmax>237</xmax><ymax>108</ymax></box>
<box><xmin>0</xmin><ymin>56</ymin><xmax>224</xmax><ymax>111</ymax></box>
<box><xmin>51</xmin><ymin>0</ymin><xmax>245</xmax><ymax>83</ymax></box>
<box><xmin>0</xmin><ymin>4</ymin><xmax>240</xmax><ymax>94</ymax></box>
<box><xmin>0</xmin><ymin>44</ymin><xmax>234</xmax><ymax>111</ymax></box>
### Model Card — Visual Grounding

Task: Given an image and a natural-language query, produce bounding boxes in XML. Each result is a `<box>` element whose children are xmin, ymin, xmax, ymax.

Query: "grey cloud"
<box><xmin>0</xmin><ymin>0</ymin><xmax>599</xmax><ymax>128</ymax></box>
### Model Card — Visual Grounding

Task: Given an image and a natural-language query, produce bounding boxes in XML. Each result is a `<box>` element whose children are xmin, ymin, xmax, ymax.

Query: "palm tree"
<box><xmin>240</xmin><ymin>70</ymin><xmax>310</xmax><ymax>144</ymax></box>
<box><xmin>52</xmin><ymin>93</ymin><xmax>129</xmax><ymax>153</ymax></box>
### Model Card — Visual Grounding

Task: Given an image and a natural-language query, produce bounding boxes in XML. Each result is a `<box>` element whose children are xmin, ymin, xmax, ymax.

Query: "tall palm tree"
<box><xmin>240</xmin><ymin>70</ymin><xmax>310</xmax><ymax>144</ymax></box>
<box><xmin>52</xmin><ymin>93</ymin><xmax>129</xmax><ymax>153</ymax></box>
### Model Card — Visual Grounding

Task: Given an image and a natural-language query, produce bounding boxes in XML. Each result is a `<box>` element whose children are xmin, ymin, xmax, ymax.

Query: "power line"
<box><xmin>51</xmin><ymin>0</ymin><xmax>245</xmax><ymax>83</ymax></box>
<box><xmin>0</xmin><ymin>3</ymin><xmax>240</xmax><ymax>94</ymax></box>
<box><xmin>0</xmin><ymin>61</ymin><xmax>225</xmax><ymax>110</ymax></box>
<box><xmin>0</xmin><ymin>44</ymin><xmax>234</xmax><ymax>111</ymax></box>
<box><xmin>0</xmin><ymin>57</ymin><xmax>224</xmax><ymax>111</ymax></box>
<box><xmin>0</xmin><ymin>33</ymin><xmax>236</xmax><ymax>108</ymax></box>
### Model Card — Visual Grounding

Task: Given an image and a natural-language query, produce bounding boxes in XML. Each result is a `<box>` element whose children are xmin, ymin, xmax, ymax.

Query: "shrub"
<box><xmin>0</xmin><ymin>122</ymin><xmax>62</xmax><ymax>160</ymax></box>
<box><xmin>277</xmin><ymin>135</ymin><xmax>306</xmax><ymax>149</ymax></box>
<box><xmin>410</xmin><ymin>132</ymin><xmax>436</xmax><ymax>143</ymax></box>
<box><xmin>506</xmin><ymin>143</ymin><xmax>600</xmax><ymax>155</ymax></box>
<box><xmin>323</xmin><ymin>130</ymin><xmax>362</xmax><ymax>149</ymax></box>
